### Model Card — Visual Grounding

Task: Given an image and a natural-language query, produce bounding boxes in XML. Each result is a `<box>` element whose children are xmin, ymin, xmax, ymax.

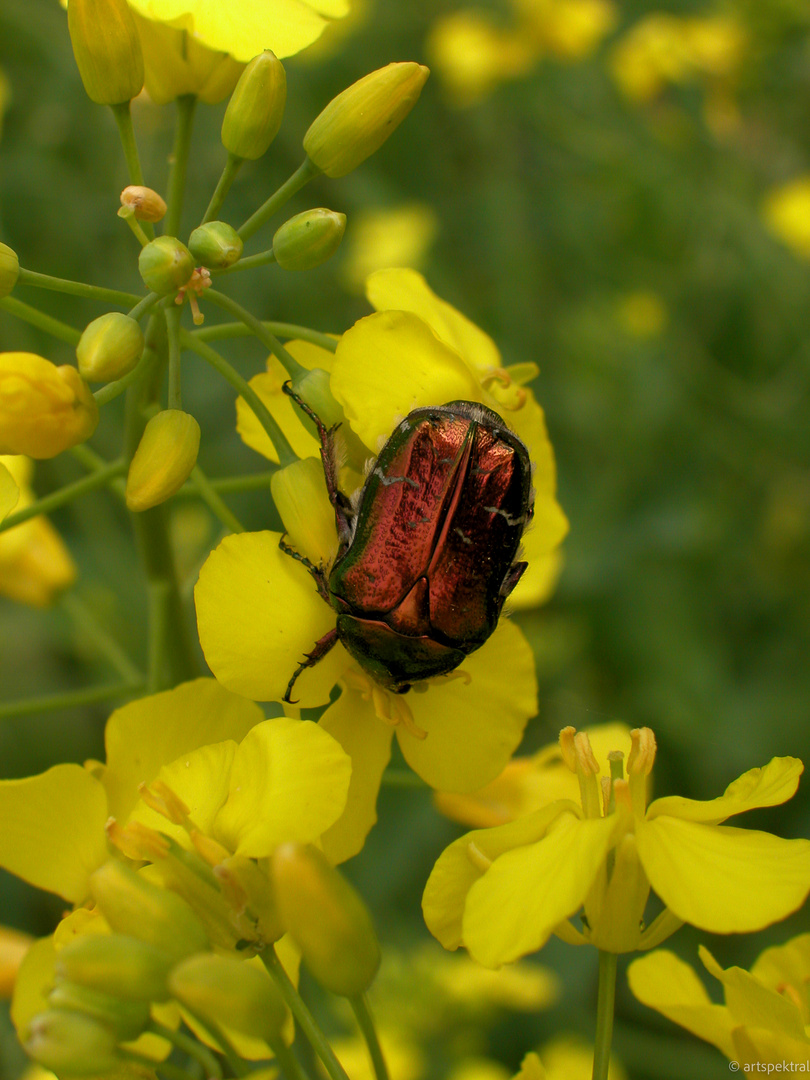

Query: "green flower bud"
<box><xmin>188</xmin><ymin>222</ymin><xmax>243</xmax><ymax>269</ymax></box>
<box><xmin>48</xmin><ymin>981</ymin><xmax>150</xmax><ymax>1042</ymax></box>
<box><xmin>0</xmin><ymin>242</ymin><xmax>19</xmax><ymax>298</ymax></box>
<box><xmin>55</xmin><ymin>933</ymin><xmax>173</xmax><ymax>1003</ymax></box>
<box><xmin>76</xmin><ymin>313</ymin><xmax>144</xmax><ymax>383</ymax></box>
<box><xmin>25</xmin><ymin>1010</ymin><xmax>120</xmax><ymax>1076</ymax></box>
<box><xmin>125</xmin><ymin>410</ymin><xmax>201</xmax><ymax>511</ymax></box>
<box><xmin>67</xmin><ymin>0</ymin><xmax>144</xmax><ymax>106</ymax></box>
<box><xmin>120</xmin><ymin>185</ymin><xmax>167</xmax><ymax>223</ymax></box>
<box><xmin>89</xmin><ymin>862</ymin><xmax>210</xmax><ymax>963</ymax></box>
<box><xmin>272</xmin><ymin>209</ymin><xmax>346</xmax><ymax>271</ymax></box>
<box><xmin>303</xmin><ymin>62</ymin><xmax>429</xmax><ymax>178</ymax></box>
<box><xmin>138</xmin><ymin>236</ymin><xmax>194</xmax><ymax>296</ymax></box>
<box><xmin>272</xmin><ymin>844</ymin><xmax>380</xmax><ymax>997</ymax></box>
<box><xmin>221</xmin><ymin>51</ymin><xmax>286</xmax><ymax>161</ymax></box>
<box><xmin>169</xmin><ymin>954</ymin><xmax>286</xmax><ymax>1041</ymax></box>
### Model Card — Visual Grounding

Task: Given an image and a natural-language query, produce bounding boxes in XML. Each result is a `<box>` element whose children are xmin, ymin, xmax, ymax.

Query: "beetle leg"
<box><xmin>283</xmin><ymin>626</ymin><xmax>340</xmax><ymax>704</ymax></box>
<box><xmin>500</xmin><ymin>560</ymin><xmax>528</xmax><ymax>598</ymax></box>
<box><xmin>278</xmin><ymin>535</ymin><xmax>330</xmax><ymax>603</ymax></box>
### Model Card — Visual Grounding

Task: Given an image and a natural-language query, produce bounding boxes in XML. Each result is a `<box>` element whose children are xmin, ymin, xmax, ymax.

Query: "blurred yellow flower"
<box><xmin>341</xmin><ymin>203</ymin><xmax>438</xmax><ymax>293</ymax></box>
<box><xmin>0</xmin><ymin>68</ymin><xmax>9</xmax><ymax>140</ymax></box>
<box><xmin>762</xmin><ymin>177</ymin><xmax>810</xmax><ymax>259</ymax></box>
<box><xmin>0</xmin><ymin>925</ymin><xmax>32</xmax><ymax>999</ymax></box>
<box><xmin>0</xmin><ymin>455</ymin><xmax>76</xmax><ymax>607</ymax></box>
<box><xmin>539</xmin><ymin>1034</ymin><xmax>627</xmax><ymax>1080</ymax></box>
<box><xmin>616</xmin><ymin>291</ymin><xmax>669</xmax><ymax>339</ymax></box>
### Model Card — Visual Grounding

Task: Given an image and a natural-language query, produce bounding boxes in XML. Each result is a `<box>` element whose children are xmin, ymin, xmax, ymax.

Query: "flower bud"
<box><xmin>272</xmin><ymin>843</ymin><xmax>380</xmax><ymax>997</ymax></box>
<box><xmin>67</xmin><ymin>0</ymin><xmax>144</xmax><ymax>105</ymax></box>
<box><xmin>138</xmin><ymin>236</ymin><xmax>195</xmax><ymax>296</ymax></box>
<box><xmin>303</xmin><ymin>63</ymin><xmax>429</xmax><ymax>178</ymax></box>
<box><xmin>25</xmin><ymin>1010</ymin><xmax>120</xmax><ymax>1076</ymax></box>
<box><xmin>0</xmin><ymin>353</ymin><xmax>98</xmax><ymax>459</ymax></box>
<box><xmin>55</xmin><ymin>933</ymin><xmax>172</xmax><ymax>1003</ymax></box>
<box><xmin>76</xmin><ymin>313</ymin><xmax>144</xmax><ymax>383</ymax></box>
<box><xmin>188</xmin><ymin>222</ymin><xmax>243</xmax><ymax>269</ymax></box>
<box><xmin>221</xmin><ymin>51</ymin><xmax>286</xmax><ymax>160</ymax></box>
<box><xmin>89</xmin><ymin>862</ymin><xmax>210</xmax><ymax>963</ymax></box>
<box><xmin>169</xmin><ymin>954</ymin><xmax>286</xmax><ymax>1041</ymax></box>
<box><xmin>272</xmin><ymin>209</ymin><xmax>346</xmax><ymax>271</ymax></box>
<box><xmin>120</xmin><ymin>185</ymin><xmax>167</xmax><ymax>223</ymax></box>
<box><xmin>125</xmin><ymin>410</ymin><xmax>201</xmax><ymax>511</ymax></box>
<box><xmin>48</xmin><ymin>982</ymin><xmax>150</xmax><ymax>1042</ymax></box>
<box><xmin>0</xmin><ymin>242</ymin><xmax>19</xmax><ymax>298</ymax></box>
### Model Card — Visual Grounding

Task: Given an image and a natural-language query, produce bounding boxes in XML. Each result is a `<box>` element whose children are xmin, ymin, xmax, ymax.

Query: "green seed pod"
<box><xmin>138</xmin><ymin>236</ymin><xmax>194</xmax><ymax>296</ymax></box>
<box><xmin>76</xmin><ymin>313</ymin><xmax>144</xmax><ymax>383</ymax></box>
<box><xmin>89</xmin><ymin>862</ymin><xmax>210</xmax><ymax>964</ymax></box>
<box><xmin>67</xmin><ymin>0</ymin><xmax>144</xmax><ymax>105</ymax></box>
<box><xmin>188</xmin><ymin>222</ymin><xmax>244</xmax><ymax>269</ymax></box>
<box><xmin>120</xmin><ymin>185</ymin><xmax>167</xmax><ymax>223</ymax></box>
<box><xmin>303</xmin><ymin>63</ymin><xmax>429</xmax><ymax>178</ymax></box>
<box><xmin>221</xmin><ymin>51</ymin><xmax>286</xmax><ymax>160</ymax></box>
<box><xmin>271</xmin><ymin>843</ymin><xmax>380</xmax><ymax>997</ymax></box>
<box><xmin>169</xmin><ymin>954</ymin><xmax>286</xmax><ymax>1041</ymax></box>
<box><xmin>272</xmin><ymin>209</ymin><xmax>346</xmax><ymax>271</ymax></box>
<box><xmin>0</xmin><ymin>242</ymin><xmax>19</xmax><ymax>298</ymax></box>
<box><xmin>25</xmin><ymin>1010</ymin><xmax>121</xmax><ymax>1076</ymax></box>
<box><xmin>48</xmin><ymin>982</ymin><xmax>150</xmax><ymax>1043</ymax></box>
<box><xmin>55</xmin><ymin>933</ymin><xmax>173</xmax><ymax>1003</ymax></box>
<box><xmin>126</xmin><ymin>410</ymin><xmax>201</xmax><ymax>512</ymax></box>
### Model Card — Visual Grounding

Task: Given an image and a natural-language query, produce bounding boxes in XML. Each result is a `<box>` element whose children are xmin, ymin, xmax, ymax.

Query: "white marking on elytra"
<box><xmin>482</xmin><ymin>506</ymin><xmax>527</xmax><ymax>526</ymax></box>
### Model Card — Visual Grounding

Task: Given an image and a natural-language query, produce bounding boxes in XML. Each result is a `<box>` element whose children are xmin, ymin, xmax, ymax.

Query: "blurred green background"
<box><xmin>1</xmin><ymin>0</ymin><xmax>810</xmax><ymax>1077</ymax></box>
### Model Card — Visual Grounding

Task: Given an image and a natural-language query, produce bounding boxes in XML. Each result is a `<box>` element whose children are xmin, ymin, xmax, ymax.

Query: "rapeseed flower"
<box><xmin>0</xmin><ymin>353</ymin><xmax>97</xmax><ymax>459</ymax></box>
<box><xmin>762</xmin><ymin>177</ymin><xmax>810</xmax><ymax>260</ymax></box>
<box><xmin>423</xmin><ymin>726</ymin><xmax>810</xmax><ymax>966</ymax></box>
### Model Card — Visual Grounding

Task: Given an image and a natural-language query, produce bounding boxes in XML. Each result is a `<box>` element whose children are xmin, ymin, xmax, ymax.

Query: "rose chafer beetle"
<box><xmin>280</xmin><ymin>385</ymin><xmax>534</xmax><ymax>702</ymax></box>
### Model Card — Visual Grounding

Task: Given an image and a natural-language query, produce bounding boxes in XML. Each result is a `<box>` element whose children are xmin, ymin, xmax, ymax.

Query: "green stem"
<box><xmin>179</xmin><ymin>1006</ymin><xmax>248</xmax><ymax>1079</ymax></box>
<box><xmin>165</xmin><ymin>95</ymin><xmax>197</xmax><ymax>239</ymax></box>
<box><xmin>17</xmin><ymin>268</ymin><xmax>141</xmax><ymax>307</ymax></box>
<box><xmin>180</xmin><ymin>329</ymin><xmax>296</xmax><ymax>467</ymax></box>
<box><xmin>194</xmin><ymin>321</ymin><xmax>337</xmax><ymax>353</ymax></box>
<box><xmin>111</xmin><ymin>102</ymin><xmax>154</xmax><ymax>240</ymax></box>
<box><xmin>70</xmin><ymin>444</ymin><xmax>126</xmax><ymax>498</ymax></box>
<box><xmin>148</xmin><ymin>1020</ymin><xmax>223</xmax><ymax>1079</ymax></box>
<box><xmin>165</xmin><ymin>305</ymin><xmax>183</xmax><ymax>410</ymax></box>
<box><xmin>260</xmin><ymin>947</ymin><xmax>350</xmax><ymax>1080</ymax></box>
<box><xmin>238</xmin><ymin>158</ymin><xmax>320</xmax><ymax>242</ymax></box>
<box><xmin>129</xmin><ymin>292</ymin><xmax>161</xmax><ymax>322</ymax></box>
<box><xmin>349</xmin><ymin>995</ymin><xmax>389</xmax><ymax>1080</ymax></box>
<box><xmin>0</xmin><ymin>458</ymin><xmax>127</xmax><ymax>535</ymax></box>
<box><xmin>0</xmin><ymin>681</ymin><xmax>143</xmax><ymax>720</ymax></box>
<box><xmin>0</xmin><ymin>295</ymin><xmax>80</xmax><ymax>345</ymax></box>
<box><xmin>592</xmin><ymin>951</ymin><xmax>618</xmax><ymax>1080</ymax></box>
<box><xmin>380</xmin><ymin>769</ymin><xmax>427</xmax><ymax>788</ymax></box>
<box><xmin>202</xmin><ymin>152</ymin><xmax>243</xmax><ymax>224</ymax></box>
<box><xmin>60</xmin><ymin>591</ymin><xmax>143</xmax><ymax>682</ymax></box>
<box><xmin>205</xmin><ymin>289</ymin><xmax>307</xmax><ymax>381</ymax></box>
<box><xmin>190</xmin><ymin>465</ymin><xmax>244</xmax><ymax>533</ymax></box>
<box><xmin>174</xmin><ymin>471</ymin><xmax>274</xmax><ymax>497</ymax></box>
<box><xmin>212</xmin><ymin>248</ymin><xmax>276</xmax><ymax>276</ymax></box>
<box><xmin>266</xmin><ymin>1031</ymin><xmax>313</xmax><ymax>1080</ymax></box>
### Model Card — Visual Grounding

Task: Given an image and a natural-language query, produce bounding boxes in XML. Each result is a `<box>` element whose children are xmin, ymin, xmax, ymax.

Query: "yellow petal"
<box><xmin>270</xmin><ymin>457</ymin><xmax>338</xmax><ymax>567</ymax></box>
<box><xmin>698</xmin><ymin>945</ymin><xmax>806</xmax><ymax>1041</ymax></box>
<box><xmin>539</xmin><ymin>1034</ymin><xmax>628</xmax><ymax>1080</ymax></box>
<box><xmin>422</xmin><ymin>803</ymin><xmax>575</xmax><ymax>951</ymax></box>
<box><xmin>626</xmin><ymin>949</ymin><xmax>735</xmax><ymax>1058</ymax></box>
<box><xmin>750</xmin><ymin>932</ymin><xmax>810</xmax><ymax>993</ymax></box>
<box><xmin>647</xmin><ymin>756</ymin><xmax>804</xmax><ymax>825</ymax></box>
<box><xmin>0</xmin><ymin>925</ymin><xmax>31</xmax><ymax>999</ymax></box>
<box><xmin>103</xmin><ymin>677</ymin><xmax>264</xmax><ymax>820</ymax></box>
<box><xmin>195</xmin><ymin>531</ymin><xmax>352</xmax><ymax>707</ymax></box>
<box><xmin>0</xmin><ymin>516</ymin><xmax>76</xmax><ymax>607</ymax></box>
<box><xmin>733</xmin><ymin>1024</ymin><xmax>810</xmax><ymax>1067</ymax></box>
<box><xmin>365</xmin><ymin>268</ymin><xmax>502</xmax><ymax>376</ymax></box>
<box><xmin>0</xmin><ymin>460</ymin><xmax>18</xmax><ymax>520</ymax></box>
<box><xmin>214</xmin><ymin>718</ymin><xmax>351</xmax><ymax>857</ymax></box>
<box><xmin>318</xmin><ymin>686</ymin><xmax>394</xmax><ymax>864</ymax></box>
<box><xmin>331</xmin><ymin>310</ymin><xmax>482</xmax><ymax>451</ymax></box>
<box><xmin>462</xmin><ymin>812</ymin><xmax>617</xmax><ymax>966</ymax></box>
<box><xmin>399</xmin><ymin>619</ymin><xmax>537</xmax><ymax>792</ymax></box>
<box><xmin>10</xmin><ymin>935</ymin><xmax>56</xmax><ymax>1042</ymax></box>
<box><xmin>636</xmin><ymin>817</ymin><xmax>810</xmax><ymax>933</ymax></box>
<box><xmin>237</xmin><ymin>363</ymin><xmax>320</xmax><ymax>464</ymax></box>
<box><xmin>512</xmin><ymin>1051</ymin><xmax>546</xmax><ymax>1080</ymax></box>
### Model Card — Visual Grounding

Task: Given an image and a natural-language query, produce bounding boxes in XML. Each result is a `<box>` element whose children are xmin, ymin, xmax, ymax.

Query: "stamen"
<box><xmin>138</xmin><ymin>780</ymin><xmax>190</xmax><ymax>826</ymax></box>
<box><xmin>191</xmin><ymin>829</ymin><xmax>231</xmax><ymax>868</ymax></box>
<box><xmin>480</xmin><ymin>368</ymin><xmax>527</xmax><ymax>410</ymax></box>
<box><xmin>343</xmin><ymin>668</ymin><xmax>428</xmax><ymax>738</ymax></box>
<box><xmin>627</xmin><ymin>728</ymin><xmax>657</xmax><ymax>776</ymax></box>
<box><xmin>176</xmin><ymin>267</ymin><xmax>212</xmax><ymax>325</ymax></box>
<box><xmin>106</xmin><ymin>818</ymin><xmax>170</xmax><ymax>861</ymax></box>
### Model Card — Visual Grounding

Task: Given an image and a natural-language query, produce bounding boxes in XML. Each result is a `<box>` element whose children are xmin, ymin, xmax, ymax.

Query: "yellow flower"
<box><xmin>197</xmin><ymin>270</ymin><xmax>567</xmax><ymax>861</ymax></box>
<box><xmin>426</xmin><ymin>11</ymin><xmax>537</xmax><ymax>107</ymax></box>
<box><xmin>340</xmin><ymin>203</ymin><xmax>438</xmax><ymax>293</ymax></box>
<box><xmin>628</xmin><ymin>933</ymin><xmax>810</xmax><ymax>1067</ymax></box>
<box><xmin>762</xmin><ymin>176</ymin><xmax>810</xmax><ymax>260</ymax></box>
<box><xmin>0</xmin><ymin>353</ymin><xmax>98</xmax><ymax>459</ymax></box>
<box><xmin>0</xmin><ymin>455</ymin><xmax>76</xmax><ymax>607</ymax></box>
<box><xmin>534</xmin><ymin>1035</ymin><xmax>627</xmax><ymax>1080</ymax></box>
<box><xmin>0</xmin><ymin>925</ymin><xmax>32</xmax><ymax>999</ymax></box>
<box><xmin>423</xmin><ymin>726</ymin><xmax>810</xmax><ymax>966</ymax></box>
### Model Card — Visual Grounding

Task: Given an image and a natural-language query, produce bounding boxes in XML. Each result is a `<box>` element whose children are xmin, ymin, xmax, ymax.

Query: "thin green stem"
<box><xmin>260</xmin><ymin>947</ymin><xmax>351</xmax><ymax>1080</ymax></box>
<box><xmin>148</xmin><ymin>1020</ymin><xmax>222</xmax><ymax>1079</ymax></box>
<box><xmin>202</xmin><ymin>152</ymin><xmax>243</xmax><ymax>224</ymax></box>
<box><xmin>212</xmin><ymin>248</ymin><xmax>276</xmax><ymax>276</ymax></box>
<box><xmin>120</xmin><ymin>211</ymin><xmax>151</xmax><ymax>247</ymax></box>
<box><xmin>0</xmin><ymin>295</ymin><xmax>80</xmax><ymax>345</ymax></box>
<box><xmin>194</xmin><ymin>320</ymin><xmax>337</xmax><ymax>353</ymax></box>
<box><xmin>0</xmin><ymin>681</ymin><xmax>143</xmax><ymax>720</ymax></box>
<box><xmin>179</xmin><ymin>1005</ymin><xmax>248</xmax><ymax>1078</ymax></box>
<box><xmin>0</xmin><ymin>458</ymin><xmax>127</xmax><ymax>535</ymax></box>
<box><xmin>190</xmin><ymin>465</ymin><xmax>244</xmax><ymax>533</ymax></box>
<box><xmin>266</xmin><ymin>1031</ymin><xmax>313</xmax><ymax>1080</ymax></box>
<box><xmin>70</xmin><ymin>444</ymin><xmax>126</xmax><ymax>498</ymax></box>
<box><xmin>111</xmin><ymin>102</ymin><xmax>154</xmax><ymax>240</ymax></box>
<box><xmin>205</xmin><ymin>289</ymin><xmax>307</xmax><ymax>381</ymax></box>
<box><xmin>380</xmin><ymin>769</ymin><xmax>427</xmax><ymax>788</ymax></box>
<box><xmin>129</xmin><ymin>292</ymin><xmax>161</xmax><ymax>322</ymax></box>
<box><xmin>17</xmin><ymin>268</ymin><xmax>141</xmax><ymax>307</ymax></box>
<box><xmin>592</xmin><ymin>951</ymin><xmax>618</xmax><ymax>1080</ymax></box>
<box><xmin>180</xmin><ymin>329</ymin><xmax>296</xmax><ymax>467</ymax></box>
<box><xmin>238</xmin><ymin>158</ymin><xmax>320</xmax><ymax>242</ymax></box>
<box><xmin>349</xmin><ymin>995</ymin><xmax>389</xmax><ymax>1080</ymax></box>
<box><xmin>175</xmin><ymin>471</ymin><xmax>274</xmax><ymax>497</ymax></box>
<box><xmin>164</xmin><ymin>95</ymin><xmax>197</xmax><ymax>238</ymax></box>
<box><xmin>60</xmin><ymin>591</ymin><xmax>143</xmax><ymax>683</ymax></box>
<box><xmin>165</xmin><ymin>305</ymin><xmax>183</xmax><ymax>410</ymax></box>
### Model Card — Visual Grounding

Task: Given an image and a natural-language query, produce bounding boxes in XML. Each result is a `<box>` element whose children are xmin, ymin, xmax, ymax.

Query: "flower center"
<box><xmin>342</xmin><ymin>668</ymin><xmax>428</xmax><ymax>739</ymax></box>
